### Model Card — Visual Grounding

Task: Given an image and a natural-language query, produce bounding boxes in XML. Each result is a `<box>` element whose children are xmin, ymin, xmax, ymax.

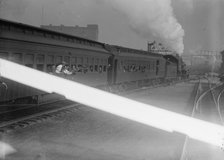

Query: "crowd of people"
<box><xmin>48</xmin><ymin>62</ymin><xmax>150</xmax><ymax>75</ymax></box>
<box><xmin>123</xmin><ymin>64</ymin><xmax>147</xmax><ymax>73</ymax></box>
<box><xmin>48</xmin><ymin>62</ymin><xmax>74</xmax><ymax>75</ymax></box>
<box><xmin>47</xmin><ymin>62</ymin><xmax>95</xmax><ymax>75</ymax></box>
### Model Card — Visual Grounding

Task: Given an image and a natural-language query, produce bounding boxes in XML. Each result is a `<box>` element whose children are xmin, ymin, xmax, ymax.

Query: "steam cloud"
<box><xmin>107</xmin><ymin>0</ymin><xmax>185</xmax><ymax>54</ymax></box>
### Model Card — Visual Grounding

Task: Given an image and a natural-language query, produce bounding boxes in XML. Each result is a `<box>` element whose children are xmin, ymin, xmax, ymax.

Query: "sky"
<box><xmin>0</xmin><ymin>0</ymin><xmax>224</xmax><ymax>56</ymax></box>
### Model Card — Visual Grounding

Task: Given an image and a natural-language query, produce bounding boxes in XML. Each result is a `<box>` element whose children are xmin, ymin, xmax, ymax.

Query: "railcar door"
<box><xmin>107</xmin><ymin>56</ymin><xmax>114</xmax><ymax>85</ymax></box>
<box><xmin>113</xmin><ymin>59</ymin><xmax>118</xmax><ymax>84</ymax></box>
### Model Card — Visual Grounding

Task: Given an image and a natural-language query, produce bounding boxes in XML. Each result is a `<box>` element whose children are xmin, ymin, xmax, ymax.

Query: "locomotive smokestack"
<box><xmin>147</xmin><ymin>41</ymin><xmax>156</xmax><ymax>52</ymax></box>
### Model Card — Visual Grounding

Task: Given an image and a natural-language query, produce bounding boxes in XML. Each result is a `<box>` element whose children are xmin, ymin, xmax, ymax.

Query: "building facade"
<box><xmin>41</xmin><ymin>24</ymin><xmax>99</xmax><ymax>41</ymax></box>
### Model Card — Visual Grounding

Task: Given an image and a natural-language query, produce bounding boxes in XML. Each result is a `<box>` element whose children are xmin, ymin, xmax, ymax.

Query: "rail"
<box><xmin>216</xmin><ymin>86</ymin><xmax>224</xmax><ymax>125</ymax></box>
<box><xmin>180</xmin><ymin>79</ymin><xmax>201</xmax><ymax>160</ymax></box>
<box><xmin>181</xmin><ymin>77</ymin><xmax>224</xmax><ymax>159</ymax></box>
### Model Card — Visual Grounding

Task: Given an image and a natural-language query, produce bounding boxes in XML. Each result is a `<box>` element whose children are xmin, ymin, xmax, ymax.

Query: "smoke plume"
<box><xmin>107</xmin><ymin>0</ymin><xmax>185</xmax><ymax>54</ymax></box>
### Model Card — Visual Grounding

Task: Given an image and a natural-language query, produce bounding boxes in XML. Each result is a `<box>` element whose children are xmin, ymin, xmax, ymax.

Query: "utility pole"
<box><xmin>41</xmin><ymin>5</ymin><xmax>44</xmax><ymax>26</ymax></box>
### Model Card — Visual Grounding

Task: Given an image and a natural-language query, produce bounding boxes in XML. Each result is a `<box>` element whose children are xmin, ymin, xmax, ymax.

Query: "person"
<box><xmin>55</xmin><ymin>64</ymin><xmax>63</xmax><ymax>74</ymax></box>
<box><xmin>99</xmin><ymin>65</ymin><xmax>102</xmax><ymax>73</ymax></box>
<box><xmin>55</xmin><ymin>61</ymin><xmax>67</xmax><ymax>74</ymax></box>
<box><xmin>0</xmin><ymin>80</ymin><xmax>7</xmax><ymax>90</ymax></box>
<box><xmin>48</xmin><ymin>64</ymin><xmax>56</xmax><ymax>74</ymax></box>
<box><xmin>71</xmin><ymin>65</ymin><xmax>77</xmax><ymax>74</ymax></box>
<box><xmin>62</xmin><ymin>65</ymin><xmax>72</xmax><ymax>75</ymax></box>
<box><xmin>51</xmin><ymin>64</ymin><xmax>56</xmax><ymax>73</ymax></box>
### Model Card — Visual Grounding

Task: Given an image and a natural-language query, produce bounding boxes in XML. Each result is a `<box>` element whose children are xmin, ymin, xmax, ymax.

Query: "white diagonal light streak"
<box><xmin>0</xmin><ymin>58</ymin><xmax>224</xmax><ymax>147</ymax></box>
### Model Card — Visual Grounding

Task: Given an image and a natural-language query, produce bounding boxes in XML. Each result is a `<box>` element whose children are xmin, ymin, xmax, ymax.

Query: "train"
<box><xmin>0</xmin><ymin>18</ymin><xmax>188</xmax><ymax>105</ymax></box>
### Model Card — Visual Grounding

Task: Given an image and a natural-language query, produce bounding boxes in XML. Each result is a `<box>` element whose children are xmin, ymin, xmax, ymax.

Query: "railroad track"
<box><xmin>209</xmin><ymin>79</ymin><xmax>224</xmax><ymax>125</ymax></box>
<box><xmin>0</xmin><ymin>100</ymin><xmax>79</xmax><ymax>133</ymax></box>
<box><xmin>0</xmin><ymin>79</ymin><xmax>189</xmax><ymax>134</ymax></box>
<box><xmin>180</xmin><ymin>78</ymin><xmax>224</xmax><ymax>160</ymax></box>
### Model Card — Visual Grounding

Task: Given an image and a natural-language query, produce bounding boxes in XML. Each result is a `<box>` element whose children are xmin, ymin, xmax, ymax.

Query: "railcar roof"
<box><xmin>110</xmin><ymin>45</ymin><xmax>164</xmax><ymax>58</ymax></box>
<box><xmin>0</xmin><ymin>18</ymin><xmax>105</xmax><ymax>47</ymax></box>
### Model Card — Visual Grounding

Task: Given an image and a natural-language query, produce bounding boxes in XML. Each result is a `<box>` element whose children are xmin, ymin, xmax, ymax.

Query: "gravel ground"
<box><xmin>2</xmin><ymin>82</ymin><xmax>196</xmax><ymax>160</ymax></box>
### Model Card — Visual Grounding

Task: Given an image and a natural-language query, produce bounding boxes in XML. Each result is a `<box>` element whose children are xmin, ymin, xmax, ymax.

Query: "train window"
<box><xmin>61</xmin><ymin>36</ymin><xmax>67</xmax><ymax>41</ymax></box>
<box><xmin>46</xmin><ymin>55</ymin><xmax>54</xmax><ymax>64</ymax></box>
<box><xmin>45</xmin><ymin>33</ymin><xmax>51</xmax><ymax>38</ymax></box>
<box><xmin>71</xmin><ymin>64</ymin><xmax>77</xmax><ymax>73</ymax></box>
<box><xmin>130</xmin><ymin>64</ymin><xmax>135</xmax><ymax>72</ymax></box>
<box><xmin>54</xmin><ymin>35</ymin><xmax>59</xmax><ymax>39</ymax></box>
<box><xmin>95</xmin><ymin>58</ymin><xmax>99</xmax><ymax>65</ymax></box>
<box><xmin>36</xmin><ymin>64</ymin><xmax>44</xmax><ymax>71</ymax></box>
<box><xmin>88</xmin><ymin>57</ymin><xmax>92</xmax><ymax>65</ymax></box>
<box><xmin>85</xmin><ymin>41</ymin><xmax>90</xmax><ymax>46</ymax></box>
<box><xmin>64</xmin><ymin>56</ymin><xmax>70</xmax><ymax>65</ymax></box>
<box><xmin>55</xmin><ymin>56</ymin><xmax>63</xmax><ymax>64</ymax></box>
<box><xmin>120</xmin><ymin>61</ymin><xmax>123</xmax><ymax>70</ymax></box>
<box><xmin>1</xmin><ymin>24</ymin><xmax>10</xmax><ymax>30</ymax></box>
<box><xmin>143</xmin><ymin>66</ymin><xmax>146</xmax><ymax>72</ymax></box>
<box><xmin>104</xmin><ymin>59</ymin><xmax>107</xmax><ymax>65</ymax></box>
<box><xmin>99</xmin><ymin>65</ymin><xmax>103</xmax><ymax>73</ymax></box>
<box><xmin>25</xmin><ymin>64</ymin><xmax>33</xmax><ymax>68</ymax></box>
<box><xmin>156</xmin><ymin>60</ymin><xmax>160</xmax><ymax>65</ymax></box>
<box><xmin>71</xmin><ymin>57</ymin><xmax>76</xmax><ymax>64</ymax></box>
<box><xmin>24</xmin><ymin>54</ymin><xmax>34</xmax><ymax>64</ymax></box>
<box><xmin>83</xmin><ymin>65</ymin><xmax>88</xmax><ymax>74</ymax></box>
<box><xmin>11</xmin><ymin>53</ymin><xmax>23</xmax><ymax>64</ymax></box>
<box><xmin>68</xmin><ymin>38</ymin><xmax>73</xmax><ymax>42</ymax></box>
<box><xmin>77</xmin><ymin>64</ymin><xmax>83</xmax><ymax>72</ymax></box>
<box><xmin>89</xmin><ymin>65</ymin><xmax>94</xmax><ymax>72</ymax></box>
<box><xmin>84</xmin><ymin>57</ymin><xmax>88</xmax><ymax>65</ymax></box>
<box><xmin>123</xmin><ymin>65</ymin><xmax>128</xmax><ymax>72</ymax></box>
<box><xmin>152</xmin><ymin>61</ymin><xmax>155</xmax><ymax>70</ymax></box>
<box><xmin>47</xmin><ymin>64</ymin><xmax>56</xmax><ymax>73</ymax></box>
<box><xmin>0</xmin><ymin>52</ymin><xmax>9</xmax><ymax>59</ymax></box>
<box><xmin>95</xmin><ymin>65</ymin><xmax>98</xmax><ymax>72</ymax></box>
<box><xmin>138</xmin><ymin>65</ymin><xmax>141</xmax><ymax>72</ymax></box>
<box><xmin>76</xmin><ymin>40</ymin><xmax>81</xmax><ymax>44</ymax></box>
<box><xmin>36</xmin><ymin>54</ymin><xmax>45</xmax><ymax>64</ymax></box>
<box><xmin>34</xmin><ymin>31</ymin><xmax>44</xmax><ymax>37</ymax></box>
<box><xmin>11</xmin><ymin>26</ymin><xmax>23</xmax><ymax>33</ymax></box>
<box><xmin>103</xmin><ymin>65</ymin><xmax>107</xmax><ymax>72</ymax></box>
<box><xmin>156</xmin><ymin>66</ymin><xmax>159</xmax><ymax>75</ymax></box>
<box><xmin>77</xmin><ymin>57</ymin><xmax>83</xmax><ymax>64</ymax></box>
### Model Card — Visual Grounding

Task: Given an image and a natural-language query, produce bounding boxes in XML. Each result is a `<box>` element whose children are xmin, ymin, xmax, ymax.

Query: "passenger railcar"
<box><xmin>105</xmin><ymin>45</ymin><xmax>166</xmax><ymax>90</ymax></box>
<box><xmin>0</xmin><ymin>19</ymin><xmax>111</xmax><ymax>103</ymax></box>
<box><xmin>0</xmin><ymin>18</ymin><xmax>185</xmax><ymax>105</ymax></box>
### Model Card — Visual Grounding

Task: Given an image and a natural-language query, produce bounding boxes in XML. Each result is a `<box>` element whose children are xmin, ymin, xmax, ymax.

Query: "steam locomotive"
<box><xmin>0</xmin><ymin>18</ymin><xmax>187</xmax><ymax>104</ymax></box>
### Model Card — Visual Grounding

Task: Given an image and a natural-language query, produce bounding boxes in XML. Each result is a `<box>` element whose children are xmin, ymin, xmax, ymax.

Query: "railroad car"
<box><xmin>0</xmin><ymin>18</ymin><xmax>185</xmax><ymax>105</ymax></box>
<box><xmin>0</xmin><ymin>19</ymin><xmax>111</xmax><ymax>104</ymax></box>
<box><xmin>105</xmin><ymin>45</ymin><xmax>166</xmax><ymax>91</ymax></box>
